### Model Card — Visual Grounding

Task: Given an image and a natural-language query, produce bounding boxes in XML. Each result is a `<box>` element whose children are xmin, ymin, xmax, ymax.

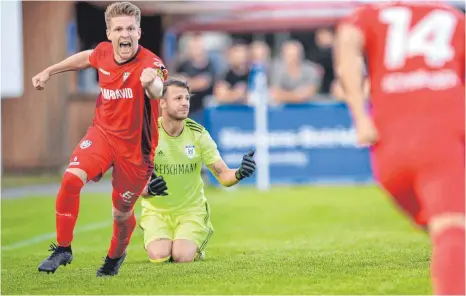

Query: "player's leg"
<box><xmin>146</xmin><ymin>239</ymin><xmax>173</xmax><ymax>263</ymax></box>
<box><xmin>140</xmin><ymin>208</ymin><xmax>174</xmax><ymax>263</ymax></box>
<box><xmin>171</xmin><ymin>239</ymin><xmax>198</xmax><ymax>263</ymax></box>
<box><xmin>96</xmin><ymin>158</ymin><xmax>152</xmax><ymax>276</ymax></box>
<box><xmin>372</xmin><ymin>153</ymin><xmax>424</xmax><ymax>229</ymax></box>
<box><xmin>38</xmin><ymin>126</ymin><xmax>113</xmax><ymax>273</ymax></box>
<box><xmin>172</xmin><ymin>203</ymin><xmax>214</xmax><ymax>263</ymax></box>
<box><xmin>415</xmin><ymin>158</ymin><xmax>465</xmax><ymax>295</ymax></box>
<box><xmin>386</xmin><ymin>187</ymin><xmax>426</xmax><ymax>230</ymax></box>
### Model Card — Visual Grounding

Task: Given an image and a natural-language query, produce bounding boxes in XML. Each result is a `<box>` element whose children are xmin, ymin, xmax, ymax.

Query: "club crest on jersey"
<box><xmin>123</xmin><ymin>72</ymin><xmax>130</xmax><ymax>82</ymax></box>
<box><xmin>185</xmin><ymin>145</ymin><xmax>195</xmax><ymax>159</ymax></box>
<box><xmin>80</xmin><ymin>140</ymin><xmax>92</xmax><ymax>149</ymax></box>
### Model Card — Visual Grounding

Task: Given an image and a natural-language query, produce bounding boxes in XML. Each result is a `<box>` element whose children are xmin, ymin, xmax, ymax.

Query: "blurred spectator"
<box><xmin>311</xmin><ymin>27</ymin><xmax>335</xmax><ymax>94</ymax></box>
<box><xmin>214</xmin><ymin>40</ymin><xmax>250</xmax><ymax>104</ymax></box>
<box><xmin>270</xmin><ymin>40</ymin><xmax>322</xmax><ymax>104</ymax></box>
<box><xmin>174</xmin><ymin>34</ymin><xmax>216</xmax><ymax>124</ymax></box>
<box><xmin>250</xmin><ymin>40</ymin><xmax>271</xmax><ymax>66</ymax></box>
<box><xmin>249</xmin><ymin>40</ymin><xmax>272</xmax><ymax>88</ymax></box>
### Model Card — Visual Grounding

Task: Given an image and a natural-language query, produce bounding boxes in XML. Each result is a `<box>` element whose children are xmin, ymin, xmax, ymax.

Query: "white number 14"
<box><xmin>380</xmin><ymin>8</ymin><xmax>457</xmax><ymax>70</ymax></box>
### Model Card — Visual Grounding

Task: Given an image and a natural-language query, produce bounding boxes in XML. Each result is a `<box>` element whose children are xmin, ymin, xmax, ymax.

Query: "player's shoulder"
<box><xmin>432</xmin><ymin>3</ymin><xmax>466</xmax><ymax>19</ymax></box>
<box><xmin>184</xmin><ymin>118</ymin><xmax>206</xmax><ymax>135</ymax></box>
<box><xmin>140</xmin><ymin>47</ymin><xmax>165</xmax><ymax>65</ymax></box>
<box><xmin>392</xmin><ymin>1</ymin><xmax>463</xmax><ymax>16</ymax></box>
<box><xmin>94</xmin><ymin>41</ymin><xmax>113</xmax><ymax>52</ymax></box>
<box><xmin>338</xmin><ymin>3</ymin><xmax>378</xmax><ymax>29</ymax></box>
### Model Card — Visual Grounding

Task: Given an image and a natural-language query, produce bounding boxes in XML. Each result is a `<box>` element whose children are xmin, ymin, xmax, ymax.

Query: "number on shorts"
<box><xmin>380</xmin><ymin>7</ymin><xmax>457</xmax><ymax>69</ymax></box>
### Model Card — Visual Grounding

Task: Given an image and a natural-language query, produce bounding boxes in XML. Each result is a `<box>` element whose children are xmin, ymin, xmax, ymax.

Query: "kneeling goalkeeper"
<box><xmin>139</xmin><ymin>77</ymin><xmax>256</xmax><ymax>263</ymax></box>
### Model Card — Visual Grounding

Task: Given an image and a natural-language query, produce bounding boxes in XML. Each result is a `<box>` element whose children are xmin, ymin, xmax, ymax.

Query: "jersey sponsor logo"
<box><xmin>185</xmin><ymin>145</ymin><xmax>196</xmax><ymax>159</ymax></box>
<box><xmin>101</xmin><ymin>88</ymin><xmax>134</xmax><ymax>100</ymax></box>
<box><xmin>99</xmin><ymin>68</ymin><xmax>110</xmax><ymax>76</ymax></box>
<box><xmin>155</xmin><ymin>163</ymin><xmax>198</xmax><ymax>175</ymax></box>
<box><xmin>123</xmin><ymin>72</ymin><xmax>130</xmax><ymax>82</ymax></box>
<box><xmin>381</xmin><ymin>69</ymin><xmax>460</xmax><ymax>93</ymax></box>
<box><xmin>157</xmin><ymin>150</ymin><xmax>164</xmax><ymax>156</ymax></box>
<box><xmin>80</xmin><ymin>140</ymin><xmax>92</xmax><ymax>149</ymax></box>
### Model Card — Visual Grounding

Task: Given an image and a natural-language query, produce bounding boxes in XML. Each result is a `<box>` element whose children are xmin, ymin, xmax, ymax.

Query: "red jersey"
<box><xmin>341</xmin><ymin>2</ymin><xmax>464</xmax><ymax>136</ymax></box>
<box><xmin>89</xmin><ymin>42</ymin><xmax>168</xmax><ymax>165</ymax></box>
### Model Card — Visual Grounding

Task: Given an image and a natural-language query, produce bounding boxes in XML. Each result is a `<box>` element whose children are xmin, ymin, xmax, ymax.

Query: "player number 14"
<box><xmin>380</xmin><ymin>8</ymin><xmax>457</xmax><ymax>70</ymax></box>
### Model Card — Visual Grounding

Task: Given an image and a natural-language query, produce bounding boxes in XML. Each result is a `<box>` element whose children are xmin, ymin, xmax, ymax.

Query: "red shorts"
<box><xmin>67</xmin><ymin>125</ymin><xmax>153</xmax><ymax>211</ymax></box>
<box><xmin>371</xmin><ymin>130</ymin><xmax>465</xmax><ymax>227</ymax></box>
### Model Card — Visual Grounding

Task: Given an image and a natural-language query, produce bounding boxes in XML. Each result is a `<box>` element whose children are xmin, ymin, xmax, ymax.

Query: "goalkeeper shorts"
<box><xmin>140</xmin><ymin>202</ymin><xmax>214</xmax><ymax>252</ymax></box>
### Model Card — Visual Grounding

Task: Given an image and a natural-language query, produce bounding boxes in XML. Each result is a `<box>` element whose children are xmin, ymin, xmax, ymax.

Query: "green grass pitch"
<box><xmin>1</xmin><ymin>186</ymin><xmax>431</xmax><ymax>294</ymax></box>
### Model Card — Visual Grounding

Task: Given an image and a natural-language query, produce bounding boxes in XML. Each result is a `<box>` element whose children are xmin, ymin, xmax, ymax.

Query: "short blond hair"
<box><xmin>105</xmin><ymin>2</ymin><xmax>141</xmax><ymax>28</ymax></box>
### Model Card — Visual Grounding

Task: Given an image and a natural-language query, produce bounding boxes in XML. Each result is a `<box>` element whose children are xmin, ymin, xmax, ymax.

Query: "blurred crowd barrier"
<box><xmin>204</xmin><ymin>102</ymin><xmax>373</xmax><ymax>186</ymax></box>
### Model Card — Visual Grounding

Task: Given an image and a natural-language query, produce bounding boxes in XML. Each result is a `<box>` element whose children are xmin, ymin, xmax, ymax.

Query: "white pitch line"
<box><xmin>2</xmin><ymin>215</ymin><xmax>140</xmax><ymax>251</ymax></box>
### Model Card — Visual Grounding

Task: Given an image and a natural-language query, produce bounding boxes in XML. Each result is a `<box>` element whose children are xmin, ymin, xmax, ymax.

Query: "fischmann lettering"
<box><xmin>155</xmin><ymin>163</ymin><xmax>197</xmax><ymax>175</ymax></box>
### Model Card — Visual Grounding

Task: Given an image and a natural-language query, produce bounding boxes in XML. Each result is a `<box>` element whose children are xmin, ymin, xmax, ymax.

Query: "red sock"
<box><xmin>431</xmin><ymin>227</ymin><xmax>465</xmax><ymax>295</ymax></box>
<box><xmin>108</xmin><ymin>212</ymin><xmax>136</xmax><ymax>259</ymax></box>
<box><xmin>56</xmin><ymin>172</ymin><xmax>84</xmax><ymax>247</ymax></box>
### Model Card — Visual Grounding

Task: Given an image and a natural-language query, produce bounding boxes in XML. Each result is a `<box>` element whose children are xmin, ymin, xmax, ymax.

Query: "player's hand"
<box><xmin>235</xmin><ymin>149</ymin><xmax>256</xmax><ymax>180</ymax></box>
<box><xmin>140</xmin><ymin>68</ymin><xmax>159</xmax><ymax>88</ymax></box>
<box><xmin>147</xmin><ymin>170</ymin><xmax>168</xmax><ymax>196</ymax></box>
<box><xmin>32</xmin><ymin>70</ymin><xmax>51</xmax><ymax>90</ymax></box>
<box><xmin>355</xmin><ymin>116</ymin><xmax>379</xmax><ymax>147</ymax></box>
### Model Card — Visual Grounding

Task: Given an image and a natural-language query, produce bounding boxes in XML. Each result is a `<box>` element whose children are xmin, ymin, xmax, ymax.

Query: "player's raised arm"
<box><xmin>140</xmin><ymin>60</ymin><xmax>167</xmax><ymax>99</ymax></box>
<box><xmin>32</xmin><ymin>50</ymin><xmax>93</xmax><ymax>90</ymax></box>
<box><xmin>207</xmin><ymin>150</ymin><xmax>256</xmax><ymax>187</ymax></box>
<box><xmin>140</xmin><ymin>68</ymin><xmax>164</xmax><ymax>99</ymax></box>
<box><xmin>335</xmin><ymin>21</ymin><xmax>378</xmax><ymax>146</ymax></box>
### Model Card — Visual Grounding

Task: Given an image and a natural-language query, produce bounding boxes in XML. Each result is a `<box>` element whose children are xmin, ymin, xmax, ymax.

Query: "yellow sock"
<box><xmin>149</xmin><ymin>256</ymin><xmax>171</xmax><ymax>263</ymax></box>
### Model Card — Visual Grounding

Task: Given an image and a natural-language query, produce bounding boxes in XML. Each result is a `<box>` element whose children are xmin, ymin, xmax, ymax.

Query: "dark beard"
<box><xmin>167</xmin><ymin>111</ymin><xmax>188</xmax><ymax>121</ymax></box>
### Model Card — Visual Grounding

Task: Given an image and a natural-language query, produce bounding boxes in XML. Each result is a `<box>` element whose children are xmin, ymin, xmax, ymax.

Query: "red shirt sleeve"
<box><xmin>88</xmin><ymin>42</ymin><xmax>109</xmax><ymax>69</ymax></box>
<box><xmin>339</xmin><ymin>5</ymin><xmax>376</xmax><ymax>47</ymax></box>
<box><xmin>142</xmin><ymin>55</ymin><xmax>168</xmax><ymax>82</ymax></box>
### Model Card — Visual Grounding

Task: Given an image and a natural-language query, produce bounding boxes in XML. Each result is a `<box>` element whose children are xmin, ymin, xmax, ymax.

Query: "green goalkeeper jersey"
<box><xmin>140</xmin><ymin>118</ymin><xmax>221</xmax><ymax>213</ymax></box>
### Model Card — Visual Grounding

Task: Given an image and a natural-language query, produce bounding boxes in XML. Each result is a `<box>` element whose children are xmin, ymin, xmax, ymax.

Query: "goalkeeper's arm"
<box><xmin>207</xmin><ymin>150</ymin><xmax>255</xmax><ymax>187</ymax></box>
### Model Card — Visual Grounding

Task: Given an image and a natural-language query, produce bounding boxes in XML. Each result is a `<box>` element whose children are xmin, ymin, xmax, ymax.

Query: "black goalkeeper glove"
<box><xmin>235</xmin><ymin>149</ymin><xmax>256</xmax><ymax>181</ymax></box>
<box><xmin>147</xmin><ymin>170</ymin><xmax>168</xmax><ymax>196</ymax></box>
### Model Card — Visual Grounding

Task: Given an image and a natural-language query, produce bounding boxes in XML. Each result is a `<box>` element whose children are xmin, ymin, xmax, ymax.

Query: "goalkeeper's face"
<box><xmin>161</xmin><ymin>85</ymin><xmax>190</xmax><ymax>120</ymax></box>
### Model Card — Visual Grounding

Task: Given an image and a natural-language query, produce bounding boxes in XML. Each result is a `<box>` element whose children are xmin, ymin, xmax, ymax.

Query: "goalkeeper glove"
<box><xmin>235</xmin><ymin>149</ymin><xmax>256</xmax><ymax>181</ymax></box>
<box><xmin>147</xmin><ymin>170</ymin><xmax>168</xmax><ymax>196</ymax></box>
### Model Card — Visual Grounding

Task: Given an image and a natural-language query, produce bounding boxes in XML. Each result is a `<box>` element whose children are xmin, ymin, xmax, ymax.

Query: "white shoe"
<box><xmin>195</xmin><ymin>251</ymin><xmax>205</xmax><ymax>261</ymax></box>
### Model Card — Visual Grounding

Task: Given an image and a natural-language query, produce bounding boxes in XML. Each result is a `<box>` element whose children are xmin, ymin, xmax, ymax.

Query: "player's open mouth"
<box><xmin>119</xmin><ymin>41</ymin><xmax>132</xmax><ymax>51</ymax></box>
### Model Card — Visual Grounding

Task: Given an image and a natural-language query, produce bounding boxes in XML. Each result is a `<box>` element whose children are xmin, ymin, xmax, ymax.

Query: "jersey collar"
<box><xmin>113</xmin><ymin>45</ymin><xmax>142</xmax><ymax>66</ymax></box>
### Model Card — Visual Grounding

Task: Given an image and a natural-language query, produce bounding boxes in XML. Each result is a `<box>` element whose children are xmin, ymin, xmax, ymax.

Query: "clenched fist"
<box><xmin>355</xmin><ymin>115</ymin><xmax>379</xmax><ymax>147</ymax></box>
<box><xmin>140</xmin><ymin>68</ymin><xmax>160</xmax><ymax>88</ymax></box>
<box><xmin>32</xmin><ymin>71</ymin><xmax>51</xmax><ymax>90</ymax></box>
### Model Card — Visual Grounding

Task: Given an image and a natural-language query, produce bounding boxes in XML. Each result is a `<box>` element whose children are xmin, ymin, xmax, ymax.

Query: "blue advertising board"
<box><xmin>204</xmin><ymin>103</ymin><xmax>374</xmax><ymax>185</ymax></box>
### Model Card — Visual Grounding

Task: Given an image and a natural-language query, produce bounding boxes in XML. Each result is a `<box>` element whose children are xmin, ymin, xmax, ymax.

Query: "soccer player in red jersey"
<box><xmin>335</xmin><ymin>2</ymin><xmax>465</xmax><ymax>294</ymax></box>
<box><xmin>31</xmin><ymin>2</ymin><xmax>168</xmax><ymax>276</ymax></box>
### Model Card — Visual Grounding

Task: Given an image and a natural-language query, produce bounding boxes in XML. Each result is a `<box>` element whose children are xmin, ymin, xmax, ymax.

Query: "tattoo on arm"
<box><xmin>212</xmin><ymin>163</ymin><xmax>224</xmax><ymax>177</ymax></box>
<box><xmin>208</xmin><ymin>160</ymin><xmax>228</xmax><ymax>177</ymax></box>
